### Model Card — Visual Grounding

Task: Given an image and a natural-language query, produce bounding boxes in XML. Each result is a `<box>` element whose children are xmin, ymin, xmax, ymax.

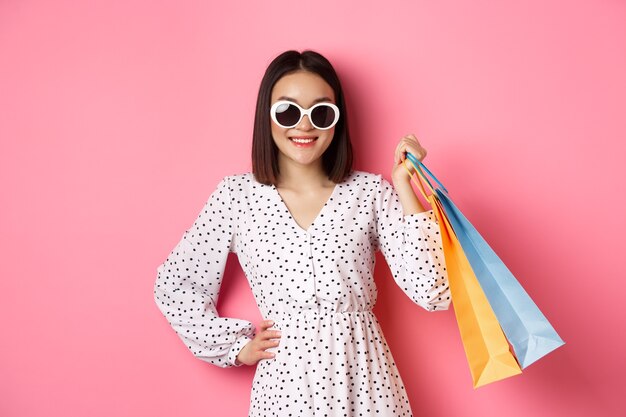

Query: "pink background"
<box><xmin>1</xmin><ymin>1</ymin><xmax>624</xmax><ymax>416</ymax></box>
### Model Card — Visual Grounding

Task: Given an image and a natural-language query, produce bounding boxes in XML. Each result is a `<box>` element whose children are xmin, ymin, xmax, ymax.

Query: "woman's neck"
<box><xmin>276</xmin><ymin>157</ymin><xmax>332</xmax><ymax>189</ymax></box>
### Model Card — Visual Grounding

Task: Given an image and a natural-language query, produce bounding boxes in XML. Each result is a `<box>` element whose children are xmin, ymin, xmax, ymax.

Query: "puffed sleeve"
<box><xmin>373</xmin><ymin>174</ymin><xmax>451</xmax><ymax>311</ymax></box>
<box><xmin>154</xmin><ymin>176</ymin><xmax>256</xmax><ymax>367</ymax></box>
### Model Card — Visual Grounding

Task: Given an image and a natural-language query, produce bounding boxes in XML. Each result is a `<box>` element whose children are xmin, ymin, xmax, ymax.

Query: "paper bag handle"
<box><xmin>406</xmin><ymin>152</ymin><xmax>448</xmax><ymax>194</ymax></box>
<box><xmin>402</xmin><ymin>152</ymin><xmax>448</xmax><ymax>203</ymax></box>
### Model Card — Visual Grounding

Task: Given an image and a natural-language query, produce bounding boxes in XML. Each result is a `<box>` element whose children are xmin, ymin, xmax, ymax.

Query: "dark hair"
<box><xmin>251</xmin><ymin>50</ymin><xmax>353</xmax><ymax>185</ymax></box>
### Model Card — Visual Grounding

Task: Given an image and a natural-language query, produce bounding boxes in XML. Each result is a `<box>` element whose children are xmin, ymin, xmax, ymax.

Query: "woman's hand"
<box><xmin>235</xmin><ymin>319</ymin><xmax>281</xmax><ymax>366</ymax></box>
<box><xmin>392</xmin><ymin>134</ymin><xmax>427</xmax><ymax>184</ymax></box>
<box><xmin>391</xmin><ymin>134</ymin><xmax>429</xmax><ymax>215</ymax></box>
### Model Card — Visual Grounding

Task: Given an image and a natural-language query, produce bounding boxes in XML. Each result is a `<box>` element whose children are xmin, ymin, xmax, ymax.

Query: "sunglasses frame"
<box><xmin>270</xmin><ymin>100</ymin><xmax>340</xmax><ymax>131</ymax></box>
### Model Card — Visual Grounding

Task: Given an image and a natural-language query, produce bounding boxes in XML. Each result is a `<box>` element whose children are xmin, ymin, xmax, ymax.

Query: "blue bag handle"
<box><xmin>405</xmin><ymin>152</ymin><xmax>449</xmax><ymax>195</ymax></box>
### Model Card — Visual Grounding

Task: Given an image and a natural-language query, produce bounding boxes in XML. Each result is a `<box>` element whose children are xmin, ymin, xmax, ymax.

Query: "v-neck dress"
<box><xmin>154</xmin><ymin>170</ymin><xmax>450</xmax><ymax>416</ymax></box>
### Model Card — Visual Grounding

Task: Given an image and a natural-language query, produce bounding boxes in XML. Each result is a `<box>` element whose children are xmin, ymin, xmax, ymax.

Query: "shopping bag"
<box><xmin>402</xmin><ymin>157</ymin><xmax>522</xmax><ymax>388</ymax></box>
<box><xmin>405</xmin><ymin>153</ymin><xmax>564</xmax><ymax>369</ymax></box>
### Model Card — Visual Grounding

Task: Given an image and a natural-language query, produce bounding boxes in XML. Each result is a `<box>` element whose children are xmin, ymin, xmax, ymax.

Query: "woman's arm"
<box><xmin>393</xmin><ymin>179</ymin><xmax>427</xmax><ymax>215</ymax></box>
<box><xmin>372</xmin><ymin>134</ymin><xmax>450</xmax><ymax>311</ymax></box>
<box><xmin>374</xmin><ymin>174</ymin><xmax>451</xmax><ymax>312</ymax></box>
<box><xmin>153</xmin><ymin>176</ymin><xmax>256</xmax><ymax>368</ymax></box>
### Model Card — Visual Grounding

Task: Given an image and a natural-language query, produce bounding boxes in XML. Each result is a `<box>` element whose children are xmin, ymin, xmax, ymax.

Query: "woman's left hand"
<box><xmin>392</xmin><ymin>134</ymin><xmax>427</xmax><ymax>183</ymax></box>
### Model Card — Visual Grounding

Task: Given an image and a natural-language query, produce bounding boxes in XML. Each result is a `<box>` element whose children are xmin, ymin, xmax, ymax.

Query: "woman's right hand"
<box><xmin>235</xmin><ymin>319</ymin><xmax>281</xmax><ymax>366</ymax></box>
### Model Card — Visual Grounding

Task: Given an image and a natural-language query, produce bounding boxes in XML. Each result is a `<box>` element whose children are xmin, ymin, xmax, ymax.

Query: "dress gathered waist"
<box><xmin>269</xmin><ymin>309</ymin><xmax>375</xmax><ymax>322</ymax></box>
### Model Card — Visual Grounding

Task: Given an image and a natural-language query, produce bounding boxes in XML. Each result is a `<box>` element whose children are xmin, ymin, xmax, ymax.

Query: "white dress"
<box><xmin>154</xmin><ymin>170</ymin><xmax>450</xmax><ymax>416</ymax></box>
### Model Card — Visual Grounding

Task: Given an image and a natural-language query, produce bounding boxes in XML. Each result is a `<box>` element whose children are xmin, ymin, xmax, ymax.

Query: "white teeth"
<box><xmin>291</xmin><ymin>138</ymin><xmax>316</xmax><ymax>144</ymax></box>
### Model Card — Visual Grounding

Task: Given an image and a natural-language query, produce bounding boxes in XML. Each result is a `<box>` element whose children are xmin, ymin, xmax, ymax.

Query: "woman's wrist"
<box><xmin>391</xmin><ymin>166</ymin><xmax>412</xmax><ymax>187</ymax></box>
<box><xmin>394</xmin><ymin>176</ymin><xmax>426</xmax><ymax>215</ymax></box>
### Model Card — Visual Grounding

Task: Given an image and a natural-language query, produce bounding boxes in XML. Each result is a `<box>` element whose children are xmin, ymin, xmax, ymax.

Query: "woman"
<box><xmin>154</xmin><ymin>50</ymin><xmax>450</xmax><ymax>416</ymax></box>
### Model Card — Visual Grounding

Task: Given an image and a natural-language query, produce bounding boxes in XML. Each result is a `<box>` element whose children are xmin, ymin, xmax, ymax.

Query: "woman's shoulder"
<box><xmin>222</xmin><ymin>171</ymin><xmax>255</xmax><ymax>183</ymax></box>
<box><xmin>220</xmin><ymin>171</ymin><xmax>272</xmax><ymax>191</ymax></box>
<box><xmin>345</xmin><ymin>170</ymin><xmax>390</xmax><ymax>187</ymax></box>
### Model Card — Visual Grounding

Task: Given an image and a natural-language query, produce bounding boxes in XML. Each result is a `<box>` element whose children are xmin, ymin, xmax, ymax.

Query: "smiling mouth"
<box><xmin>289</xmin><ymin>137</ymin><xmax>318</xmax><ymax>144</ymax></box>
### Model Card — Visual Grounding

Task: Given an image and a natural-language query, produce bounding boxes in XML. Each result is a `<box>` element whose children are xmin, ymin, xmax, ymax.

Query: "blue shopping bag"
<box><xmin>406</xmin><ymin>153</ymin><xmax>565</xmax><ymax>368</ymax></box>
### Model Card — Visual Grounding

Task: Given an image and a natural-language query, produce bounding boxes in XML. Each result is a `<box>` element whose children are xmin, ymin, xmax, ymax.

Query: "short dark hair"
<box><xmin>251</xmin><ymin>50</ymin><xmax>353</xmax><ymax>185</ymax></box>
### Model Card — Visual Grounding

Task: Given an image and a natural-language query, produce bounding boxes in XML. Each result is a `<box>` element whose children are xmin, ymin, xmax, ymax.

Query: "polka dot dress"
<box><xmin>154</xmin><ymin>170</ymin><xmax>450</xmax><ymax>416</ymax></box>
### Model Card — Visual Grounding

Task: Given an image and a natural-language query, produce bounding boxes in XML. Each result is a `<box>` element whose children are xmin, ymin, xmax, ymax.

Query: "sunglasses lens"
<box><xmin>274</xmin><ymin>103</ymin><xmax>301</xmax><ymax>127</ymax></box>
<box><xmin>311</xmin><ymin>105</ymin><xmax>337</xmax><ymax>129</ymax></box>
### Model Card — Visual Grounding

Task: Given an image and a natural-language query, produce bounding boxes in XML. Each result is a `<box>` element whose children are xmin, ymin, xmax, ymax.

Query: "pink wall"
<box><xmin>1</xmin><ymin>1</ymin><xmax>624</xmax><ymax>416</ymax></box>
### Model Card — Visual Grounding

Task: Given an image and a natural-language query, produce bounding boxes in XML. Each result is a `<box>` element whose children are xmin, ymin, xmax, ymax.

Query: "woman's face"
<box><xmin>270</xmin><ymin>70</ymin><xmax>337</xmax><ymax>170</ymax></box>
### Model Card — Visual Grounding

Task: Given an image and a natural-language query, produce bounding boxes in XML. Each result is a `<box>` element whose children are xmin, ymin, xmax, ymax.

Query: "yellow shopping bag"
<box><xmin>403</xmin><ymin>158</ymin><xmax>522</xmax><ymax>388</ymax></box>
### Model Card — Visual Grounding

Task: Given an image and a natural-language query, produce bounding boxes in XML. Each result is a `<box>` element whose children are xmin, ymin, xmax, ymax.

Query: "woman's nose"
<box><xmin>296</xmin><ymin>114</ymin><xmax>314</xmax><ymax>131</ymax></box>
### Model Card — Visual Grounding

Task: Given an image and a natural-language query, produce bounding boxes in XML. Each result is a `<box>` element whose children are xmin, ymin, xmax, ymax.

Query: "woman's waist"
<box><xmin>267</xmin><ymin>308</ymin><xmax>376</xmax><ymax>326</ymax></box>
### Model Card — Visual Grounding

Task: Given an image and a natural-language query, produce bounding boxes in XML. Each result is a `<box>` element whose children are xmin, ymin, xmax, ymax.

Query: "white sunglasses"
<box><xmin>270</xmin><ymin>100</ymin><xmax>340</xmax><ymax>130</ymax></box>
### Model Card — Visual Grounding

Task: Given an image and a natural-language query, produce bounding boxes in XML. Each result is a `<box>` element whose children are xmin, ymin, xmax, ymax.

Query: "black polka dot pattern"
<box><xmin>154</xmin><ymin>170</ymin><xmax>450</xmax><ymax>416</ymax></box>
